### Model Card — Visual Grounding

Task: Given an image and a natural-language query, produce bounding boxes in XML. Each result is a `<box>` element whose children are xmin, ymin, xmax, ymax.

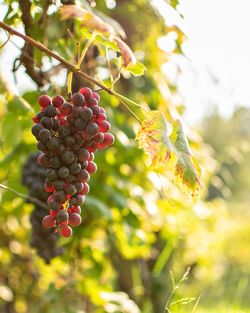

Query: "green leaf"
<box><xmin>125</xmin><ymin>61</ymin><xmax>146</xmax><ymax>77</ymax></box>
<box><xmin>136</xmin><ymin>111</ymin><xmax>202</xmax><ymax>195</ymax></box>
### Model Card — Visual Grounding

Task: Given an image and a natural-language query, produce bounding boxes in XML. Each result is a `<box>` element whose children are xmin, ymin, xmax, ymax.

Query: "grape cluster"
<box><xmin>32</xmin><ymin>87</ymin><xmax>114</xmax><ymax>237</ymax></box>
<box><xmin>22</xmin><ymin>152</ymin><xmax>63</xmax><ymax>263</ymax></box>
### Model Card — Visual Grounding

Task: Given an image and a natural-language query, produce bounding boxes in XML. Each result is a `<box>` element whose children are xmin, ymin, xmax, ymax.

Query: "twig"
<box><xmin>0</xmin><ymin>21</ymin><xmax>145</xmax><ymax>123</ymax></box>
<box><xmin>0</xmin><ymin>183</ymin><xmax>48</xmax><ymax>210</ymax></box>
<box><xmin>0</xmin><ymin>29</ymin><xmax>11</xmax><ymax>50</ymax></box>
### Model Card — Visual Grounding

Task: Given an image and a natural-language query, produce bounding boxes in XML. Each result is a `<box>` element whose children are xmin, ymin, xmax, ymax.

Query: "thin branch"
<box><xmin>0</xmin><ymin>183</ymin><xmax>48</xmax><ymax>210</ymax></box>
<box><xmin>0</xmin><ymin>29</ymin><xmax>11</xmax><ymax>50</ymax></box>
<box><xmin>0</xmin><ymin>21</ymin><xmax>146</xmax><ymax>122</ymax></box>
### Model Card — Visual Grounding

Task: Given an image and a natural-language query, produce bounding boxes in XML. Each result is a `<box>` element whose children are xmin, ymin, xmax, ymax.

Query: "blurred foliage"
<box><xmin>0</xmin><ymin>1</ymin><xmax>249</xmax><ymax>313</ymax></box>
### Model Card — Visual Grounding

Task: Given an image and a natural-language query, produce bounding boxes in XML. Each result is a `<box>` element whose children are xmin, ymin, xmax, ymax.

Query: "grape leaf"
<box><xmin>171</xmin><ymin>120</ymin><xmax>202</xmax><ymax>194</ymax></box>
<box><xmin>114</xmin><ymin>37</ymin><xmax>136</xmax><ymax>66</ymax></box>
<box><xmin>60</xmin><ymin>5</ymin><xmax>146</xmax><ymax>71</ymax></box>
<box><xmin>136</xmin><ymin>111</ymin><xmax>201</xmax><ymax>195</ymax></box>
<box><xmin>59</xmin><ymin>5</ymin><xmax>114</xmax><ymax>35</ymax></box>
<box><xmin>125</xmin><ymin>60</ymin><xmax>146</xmax><ymax>76</ymax></box>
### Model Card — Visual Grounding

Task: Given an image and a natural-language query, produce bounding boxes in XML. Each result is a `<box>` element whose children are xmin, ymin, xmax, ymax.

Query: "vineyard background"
<box><xmin>1</xmin><ymin>1</ymin><xmax>250</xmax><ymax>313</ymax></box>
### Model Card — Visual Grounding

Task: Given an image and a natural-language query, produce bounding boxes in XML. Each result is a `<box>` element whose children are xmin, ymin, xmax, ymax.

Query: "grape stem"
<box><xmin>0</xmin><ymin>21</ymin><xmax>146</xmax><ymax>123</ymax></box>
<box><xmin>0</xmin><ymin>183</ymin><xmax>49</xmax><ymax>210</ymax></box>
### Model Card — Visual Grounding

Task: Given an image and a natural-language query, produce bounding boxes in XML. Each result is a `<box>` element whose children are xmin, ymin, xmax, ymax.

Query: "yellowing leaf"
<box><xmin>114</xmin><ymin>37</ymin><xmax>136</xmax><ymax>66</ymax></box>
<box><xmin>59</xmin><ymin>5</ymin><xmax>114</xmax><ymax>34</ymax></box>
<box><xmin>136</xmin><ymin>111</ymin><xmax>173</xmax><ymax>167</ymax></box>
<box><xmin>171</xmin><ymin>120</ymin><xmax>202</xmax><ymax>195</ymax></box>
<box><xmin>136</xmin><ymin>111</ymin><xmax>202</xmax><ymax>195</ymax></box>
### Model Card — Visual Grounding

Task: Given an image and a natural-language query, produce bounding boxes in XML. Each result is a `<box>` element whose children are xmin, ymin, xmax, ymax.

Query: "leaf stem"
<box><xmin>0</xmin><ymin>183</ymin><xmax>48</xmax><ymax>210</ymax></box>
<box><xmin>76</xmin><ymin>32</ymin><xmax>96</xmax><ymax>70</ymax></box>
<box><xmin>67</xmin><ymin>71</ymin><xmax>73</xmax><ymax>95</ymax></box>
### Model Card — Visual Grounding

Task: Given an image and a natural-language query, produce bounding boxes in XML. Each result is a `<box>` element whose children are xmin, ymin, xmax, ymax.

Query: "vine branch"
<box><xmin>0</xmin><ymin>21</ymin><xmax>145</xmax><ymax>123</ymax></box>
<box><xmin>0</xmin><ymin>183</ymin><xmax>48</xmax><ymax>210</ymax></box>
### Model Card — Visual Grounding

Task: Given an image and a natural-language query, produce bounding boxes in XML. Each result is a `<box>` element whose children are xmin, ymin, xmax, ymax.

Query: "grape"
<box><xmin>74</xmin><ymin>194</ymin><xmax>85</xmax><ymax>205</ymax></box>
<box><xmin>69</xmin><ymin>162</ymin><xmax>81</xmax><ymax>174</ymax></box>
<box><xmin>99</xmin><ymin>120</ymin><xmax>111</xmax><ymax>133</ymax></box>
<box><xmin>37</xmin><ymin>153</ymin><xmax>49</xmax><ymax>167</ymax></box>
<box><xmin>80</xmin><ymin>107</ymin><xmax>93</xmax><ymax>121</ymax></box>
<box><xmin>93</xmin><ymin>133</ymin><xmax>104</xmax><ymax>143</ymax></box>
<box><xmin>65</xmin><ymin>174</ymin><xmax>77</xmax><ymax>184</ymax></box>
<box><xmin>58</xmin><ymin>166</ymin><xmax>70</xmax><ymax>179</ymax></box>
<box><xmin>64</xmin><ymin>136</ymin><xmax>76</xmax><ymax>148</ymax></box>
<box><xmin>86</xmin><ymin>122</ymin><xmax>99</xmax><ymax>137</ymax></box>
<box><xmin>74</xmin><ymin>118</ymin><xmax>87</xmax><ymax>130</ymax></box>
<box><xmin>92</xmin><ymin>92</ymin><xmax>100</xmax><ymax>102</ymax></box>
<box><xmin>86</xmin><ymin>161</ymin><xmax>97</xmax><ymax>174</ymax></box>
<box><xmin>53</xmin><ymin>180</ymin><xmax>65</xmax><ymax>191</ymax></box>
<box><xmin>72</xmin><ymin>92</ymin><xmax>85</xmax><ymax>106</ymax></box>
<box><xmin>46</xmin><ymin>168</ymin><xmax>58</xmax><ymax>181</ymax></box>
<box><xmin>58</xmin><ymin>125</ymin><xmax>71</xmax><ymax>137</ymax></box>
<box><xmin>22</xmin><ymin>153</ymin><xmax>63</xmax><ymax>262</ymax></box>
<box><xmin>76</xmin><ymin>169</ymin><xmax>90</xmax><ymax>182</ymax></box>
<box><xmin>79</xmin><ymin>87</ymin><xmax>92</xmax><ymax>100</ymax></box>
<box><xmin>71</xmin><ymin>206</ymin><xmax>81</xmax><ymax>214</ymax></box>
<box><xmin>80</xmin><ymin>182</ymin><xmax>90</xmax><ymax>195</ymax></box>
<box><xmin>61</xmin><ymin>150</ymin><xmax>75</xmax><ymax>165</ymax></box>
<box><xmin>42</xmin><ymin>215</ymin><xmax>54</xmax><ymax>228</ymax></box>
<box><xmin>56</xmin><ymin>210</ymin><xmax>69</xmax><ymax>223</ymax></box>
<box><xmin>60</xmin><ymin>102</ymin><xmax>72</xmax><ymax>115</ymax></box>
<box><xmin>47</xmin><ymin>137</ymin><xmax>61</xmax><ymax>150</ymax></box>
<box><xmin>52</xmin><ymin>95</ymin><xmax>64</xmax><ymax>108</ymax></box>
<box><xmin>39</xmin><ymin>129</ymin><xmax>51</xmax><ymax>141</ymax></box>
<box><xmin>99</xmin><ymin>133</ymin><xmax>115</xmax><ymax>149</ymax></box>
<box><xmin>40</xmin><ymin>116</ymin><xmax>53</xmax><ymax>129</ymax></box>
<box><xmin>32</xmin><ymin>87</ymin><xmax>114</xmax><ymax>237</ymax></box>
<box><xmin>87</xmin><ymin>97</ymin><xmax>98</xmax><ymax>107</ymax></box>
<box><xmin>77</xmin><ymin>148</ymin><xmax>90</xmax><ymax>162</ymax></box>
<box><xmin>60</xmin><ymin>225</ymin><xmax>72</xmax><ymax>237</ymax></box>
<box><xmin>90</xmin><ymin>105</ymin><xmax>99</xmax><ymax>115</ymax></box>
<box><xmin>52</xmin><ymin>118</ymin><xmax>60</xmax><ymax>131</ymax></box>
<box><xmin>64</xmin><ymin>184</ymin><xmax>77</xmax><ymax>195</ymax></box>
<box><xmin>97</xmin><ymin>113</ymin><xmax>107</xmax><ymax>123</ymax></box>
<box><xmin>71</xmin><ymin>106</ymin><xmax>82</xmax><ymax>118</ymax></box>
<box><xmin>48</xmin><ymin>199</ymin><xmax>61</xmax><ymax>210</ymax></box>
<box><xmin>74</xmin><ymin>182</ymin><xmax>84</xmax><ymax>192</ymax></box>
<box><xmin>69</xmin><ymin>213</ymin><xmax>82</xmax><ymax>226</ymax></box>
<box><xmin>37</xmin><ymin>111</ymin><xmax>46</xmax><ymax>120</ymax></box>
<box><xmin>38</xmin><ymin>95</ymin><xmax>51</xmax><ymax>108</ymax></box>
<box><xmin>32</xmin><ymin>124</ymin><xmax>43</xmax><ymax>137</ymax></box>
<box><xmin>49</xmin><ymin>157</ymin><xmax>61</xmax><ymax>168</ymax></box>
